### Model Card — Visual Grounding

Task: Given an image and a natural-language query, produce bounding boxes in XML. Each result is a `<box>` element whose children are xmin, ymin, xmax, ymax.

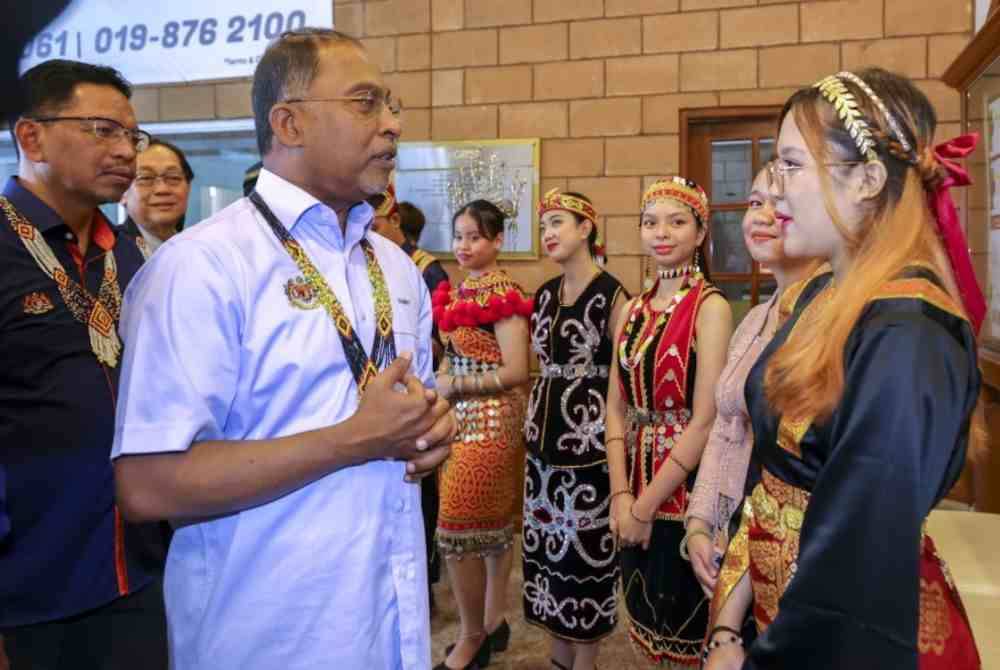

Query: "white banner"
<box><xmin>19</xmin><ymin>0</ymin><xmax>334</xmax><ymax>85</ymax></box>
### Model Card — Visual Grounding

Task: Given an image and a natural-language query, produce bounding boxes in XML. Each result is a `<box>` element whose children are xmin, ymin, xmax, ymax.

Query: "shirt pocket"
<box><xmin>392</xmin><ymin>298</ymin><xmax>420</xmax><ymax>356</ymax></box>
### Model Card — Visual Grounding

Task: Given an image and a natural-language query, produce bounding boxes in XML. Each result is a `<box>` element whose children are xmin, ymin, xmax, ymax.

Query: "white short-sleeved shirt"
<box><xmin>112</xmin><ymin>168</ymin><xmax>434</xmax><ymax>670</ymax></box>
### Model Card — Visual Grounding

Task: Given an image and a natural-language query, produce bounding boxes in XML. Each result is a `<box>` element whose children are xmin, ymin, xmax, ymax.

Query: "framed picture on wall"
<box><xmin>393</xmin><ymin>139</ymin><xmax>541</xmax><ymax>260</ymax></box>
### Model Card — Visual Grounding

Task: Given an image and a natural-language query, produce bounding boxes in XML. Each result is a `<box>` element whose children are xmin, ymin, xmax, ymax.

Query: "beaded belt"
<box><xmin>448</xmin><ymin>356</ymin><xmax>499</xmax><ymax>376</ymax></box>
<box><xmin>625</xmin><ymin>405</ymin><xmax>692</xmax><ymax>427</ymax></box>
<box><xmin>540</xmin><ymin>363</ymin><xmax>609</xmax><ymax>380</ymax></box>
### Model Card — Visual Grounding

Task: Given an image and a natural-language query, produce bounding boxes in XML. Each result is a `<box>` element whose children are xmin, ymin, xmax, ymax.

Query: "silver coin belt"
<box><xmin>448</xmin><ymin>355</ymin><xmax>499</xmax><ymax>376</ymax></box>
<box><xmin>540</xmin><ymin>363</ymin><xmax>609</xmax><ymax>380</ymax></box>
<box><xmin>625</xmin><ymin>406</ymin><xmax>692</xmax><ymax>458</ymax></box>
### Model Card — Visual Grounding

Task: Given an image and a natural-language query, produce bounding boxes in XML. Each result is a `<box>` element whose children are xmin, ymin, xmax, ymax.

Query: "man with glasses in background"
<box><xmin>111</xmin><ymin>29</ymin><xmax>454</xmax><ymax>670</ymax></box>
<box><xmin>0</xmin><ymin>59</ymin><xmax>167</xmax><ymax>670</ymax></box>
<box><xmin>121</xmin><ymin>138</ymin><xmax>195</xmax><ymax>257</ymax></box>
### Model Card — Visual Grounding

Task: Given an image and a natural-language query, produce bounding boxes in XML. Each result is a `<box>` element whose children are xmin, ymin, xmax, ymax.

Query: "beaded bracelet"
<box><xmin>606</xmin><ymin>436</ymin><xmax>625</xmax><ymax>447</ymax></box>
<box><xmin>679</xmin><ymin>528</ymin><xmax>713</xmax><ymax>561</ymax></box>
<box><xmin>669</xmin><ymin>452</ymin><xmax>692</xmax><ymax>474</ymax></box>
<box><xmin>629</xmin><ymin>501</ymin><xmax>653</xmax><ymax>525</ymax></box>
<box><xmin>701</xmin><ymin>626</ymin><xmax>743</xmax><ymax>663</ymax></box>
<box><xmin>609</xmin><ymin>489</ymin><xmax>632</xmax><ymax>504</ymax></box>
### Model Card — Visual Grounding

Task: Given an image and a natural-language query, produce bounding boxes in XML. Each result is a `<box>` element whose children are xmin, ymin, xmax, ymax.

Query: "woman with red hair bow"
<box><xmin>704</xmin><ymin>68</ymin><xmax>982</xmax><ymax>670</ymax></box>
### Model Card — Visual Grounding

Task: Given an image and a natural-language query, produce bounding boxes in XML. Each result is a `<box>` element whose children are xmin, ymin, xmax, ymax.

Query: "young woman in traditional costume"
<box><xmin>605</xmin><ymin>177</ymin><xmax>733</xmax><ymax>667</ymax></box>
<box><xmin>522</xmin><ymin>190</ymin><xmax>629</xmax><ymax>670</ymax></box>
<box><xmin>684</xmin><ymin>165</ymin><xmax>822</xmax><ymax>598</ymax></box>
<box><xmin>703</xmin><ymin>67</ymin><xmax>983</xmax><ymax>670</ymax></box>
<box><xmin>433</xmin><ymin>199</ymin><xmax>533</xmax><ymax>670</ymax></box>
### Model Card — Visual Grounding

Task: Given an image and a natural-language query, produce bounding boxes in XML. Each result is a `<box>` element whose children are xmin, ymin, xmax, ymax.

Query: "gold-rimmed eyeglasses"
<box><xmin>766</xmin><ymin>159</ymin><xmax>864</xmax><ymax>195</ymax></box>
<box><xmin>283</xmin><ymin>89</ymin><xmax>403</xmax><ymax>118</ymax></box>
<box><xmin>28</xmin><ymin>116</ymin><xmax>151</xmax><ymax>152</ymax></box>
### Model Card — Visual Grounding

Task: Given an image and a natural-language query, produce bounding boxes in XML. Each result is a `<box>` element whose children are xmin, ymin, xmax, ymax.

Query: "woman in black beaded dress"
<box><xmin>522</xmin><ymin>190</ymin><xmax>629</xmax><ymax>670</ymax></box>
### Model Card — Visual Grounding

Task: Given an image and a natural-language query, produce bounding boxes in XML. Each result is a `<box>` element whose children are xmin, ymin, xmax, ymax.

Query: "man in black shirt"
<box><xmin>0</xmin><ymin>59</ymin><xmax>167</xmax><ymax>670</ymax></box>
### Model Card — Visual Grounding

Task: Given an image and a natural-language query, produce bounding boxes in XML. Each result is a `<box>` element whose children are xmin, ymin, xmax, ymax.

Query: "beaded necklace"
<box><xmin>618</xmin><ymin>273</ymin><xmax>700</xmax><ymax>371</ymax></box>
<box><xmin>1</xmin><ymin>196</ymin><xmax>123</xmax><ymax>367</ymax></box>
<box><xmin>249</xmin><ymin>191</ymin><xmax>395</xmax><ymax>395</ymax></box>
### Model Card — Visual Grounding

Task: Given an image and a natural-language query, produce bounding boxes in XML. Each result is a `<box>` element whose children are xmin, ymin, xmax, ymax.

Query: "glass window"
<box><xmin>710</xmin><ymin>210</ymin><xmax>751</xmax><ymax>274</ymax></box>
<box><xmin>710</xmin><ymin>139</ymin><xmax>752</xmax><ymax>204</ymax></box>
<box><xmin>759</xmin><ymin>138</ymin><xmax>776</xmax><ymax>166</ymax></box>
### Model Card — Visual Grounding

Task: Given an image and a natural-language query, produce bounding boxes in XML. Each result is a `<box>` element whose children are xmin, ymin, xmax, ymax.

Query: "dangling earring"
<box><xmin>693</xmin><ymin>248</ymin><xmax>702</xmax><ymax>274</ymax></box>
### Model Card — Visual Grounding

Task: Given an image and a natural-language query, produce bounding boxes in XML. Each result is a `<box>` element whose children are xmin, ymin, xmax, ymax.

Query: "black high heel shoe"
<box><xmin>487</xmin><ymin>619</ymin><xmax>510</xmax><ymax>653</ymax></box>
<box><xmin>446</xmin><ymin>619</ymin><xmax>510</xmax><ymax>656</ymax></box>
<box><xmin>434</xmin><ymin>635</ymin><xmax>491</xmax><ymax>670</ymax></box>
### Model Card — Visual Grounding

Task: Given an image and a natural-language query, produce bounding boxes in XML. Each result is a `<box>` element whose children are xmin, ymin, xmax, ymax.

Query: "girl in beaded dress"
<box><xmin>432</xmin><ymin>200</ymin><xmax>532</xmax><ymax>670</ymax></box>
<box><xmin>683</xmin><ymin>165</ymin><xmax>822</xmax><ymax>599</ymax></box>
<box><xmin>605</xmin><ymin>177</ymin><xmax>733</xmax><ymax>667</ymax></box>
<box><xmin>522</xmin><ymin>190</ymin><xmax>629</xmax><ymax>670</ymax></box>
<box><xmin>704</xmin><ymin>69</ymin><xmax>982</xmax><ymax>670</ymax></box>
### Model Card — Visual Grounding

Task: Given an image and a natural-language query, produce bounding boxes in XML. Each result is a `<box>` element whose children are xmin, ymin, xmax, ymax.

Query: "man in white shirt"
<box><xmin>111</xmin><ymin>28</ymin><xmax>453</xmax><ymax>670</ymax></box>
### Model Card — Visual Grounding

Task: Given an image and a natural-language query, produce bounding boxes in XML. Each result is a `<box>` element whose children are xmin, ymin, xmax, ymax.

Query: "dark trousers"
<box><xmin>422</xmin><ymin>474</ymin><xmax>440</xmax><ymax>585</ymax></box>
<box><xmin>2</xmin><ymin>579</ymin><xmax>167</xmax><ymax>670</ymax></box>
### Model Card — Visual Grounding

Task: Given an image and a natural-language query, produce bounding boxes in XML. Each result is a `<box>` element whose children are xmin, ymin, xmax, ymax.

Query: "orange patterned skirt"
<box><xmin>436</xmin><ymin>386</ymin><xmax>525</xmax><ymax>558</ymax></box>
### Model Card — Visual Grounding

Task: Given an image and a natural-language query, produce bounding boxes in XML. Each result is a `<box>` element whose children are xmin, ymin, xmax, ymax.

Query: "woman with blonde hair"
<box><xmin>703</xmin><ymin>67</ymin><xmax>982</xmax><ymax>670</ymax></box>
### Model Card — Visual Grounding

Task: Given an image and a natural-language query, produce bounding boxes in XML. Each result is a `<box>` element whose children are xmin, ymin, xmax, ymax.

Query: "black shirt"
<box><xmin>0</xmin><ymin>177</ymin><xmax>155</xmax><ymax>627</ymax></box>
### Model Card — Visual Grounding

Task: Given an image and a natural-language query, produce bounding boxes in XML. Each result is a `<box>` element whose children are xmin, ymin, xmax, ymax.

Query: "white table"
<box><xmin>927</xmin><ymin>510</ymin><xmax>1000</xmax><ymax>669</ymax></box>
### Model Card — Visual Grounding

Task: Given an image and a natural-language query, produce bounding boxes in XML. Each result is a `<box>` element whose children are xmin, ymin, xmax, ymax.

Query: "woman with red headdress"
<box><xmin>605</xmin><ymin>176</ymin><xmax>734</xmax><ymax>667</ymax></box>
<box><xmin>703</xmin><ymin>67</ymin><xmax>983</xmax><ymax>670</ymax></box>
<box><xmin>522</xmin><ymin>189</ymin><xmax>629</xmax><ymax>670</ymax></box>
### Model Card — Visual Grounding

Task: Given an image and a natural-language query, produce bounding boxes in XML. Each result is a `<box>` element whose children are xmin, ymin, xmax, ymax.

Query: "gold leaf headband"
<box><xmin>815</xmin><ymin>74</ymin><xmax>878</xmax><ymax>162</ymax></box>
<box><xmin>814</xmin><ymin>71</ymin><xmax>917</xmax><ymax>164</ymax></box>
<box><xmin>538</xmin><ymin>188</ymin><xmax>597</xmax><ymax>223</ymax></box>
<box><xmin>641</xmin><ymin>176</ymin><xmax>709</xmax><ymax>225</ymax></box>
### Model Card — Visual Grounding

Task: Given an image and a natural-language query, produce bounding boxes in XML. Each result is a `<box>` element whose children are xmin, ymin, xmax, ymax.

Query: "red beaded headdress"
<box><xmin>641</xmin><ymin>176</ymin><xmax>710</xmax><ymax>225</ymax></box>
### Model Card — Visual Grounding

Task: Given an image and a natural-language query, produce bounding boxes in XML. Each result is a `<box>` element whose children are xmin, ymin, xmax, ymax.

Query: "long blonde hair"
<box><xmin>764</xmin><ymin>69</ymin><xmax>972</xmax><ymax>424</ymax></box>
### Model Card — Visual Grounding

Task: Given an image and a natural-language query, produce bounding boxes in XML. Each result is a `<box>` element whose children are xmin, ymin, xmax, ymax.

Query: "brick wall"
<box><xmin>134</xmin><ymin>0</ymin><xmax>975</xmax><ymax>295</ymax></box>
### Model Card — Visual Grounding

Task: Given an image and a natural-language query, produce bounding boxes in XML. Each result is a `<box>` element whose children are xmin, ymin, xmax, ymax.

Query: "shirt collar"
<box><xmin>3</xmin><ymin>176</ymin><xmax>117</xmax><ymax>250</ymax></box>
<box><xmin>253</xmin><ymin>168</ymin><xmax>375</xmax><ymax>237</ymax></box>
<box><xmin>136</xmin><ymin>223</ymin><xmax>164</xmax><ymax>254</ymax></box>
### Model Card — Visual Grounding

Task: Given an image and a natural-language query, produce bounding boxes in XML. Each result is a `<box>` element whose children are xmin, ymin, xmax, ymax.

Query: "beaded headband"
<box><xmin>373</xmin><ymin>183</ymin><xmax>398</xmax><ymax>218</ymax></box>
<box><xmin>538</xmin><ymin>188</ymin><xmax>605</xmax><ymax>257</ymax></box>
<box><xmin>814</xmin><ymin>72</ymin><xmax>915</xmax><ymax>163</ymax></box>
<box><xmin>538</xmin><ymin>188</ymin><xmax>597</xmax><ymax>223</ymax></box>
<box><xmin>641</xmin><ymin>176</ymin><xmax>709</xmax><ymax>225</ymax></box>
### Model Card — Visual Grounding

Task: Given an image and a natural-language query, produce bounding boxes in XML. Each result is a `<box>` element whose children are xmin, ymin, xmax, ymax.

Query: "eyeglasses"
<box><xmin>28</xmin><ymin>116</ymin><xmax>152</xmax><ymax>152</ymax></box>
<box><xmin>134</xmin><ymin>172</ymin><xmax>187</xmax><ymax>188</ymax></box>
<box><xmin>766</xmin><ymin>159</ymin><xmax>863</xmax><ymax>195</ymax></box>
<box><xmin>283</xmin><ymin>89</ymin><xmax>403</xmax><ymax>118</ymax></box>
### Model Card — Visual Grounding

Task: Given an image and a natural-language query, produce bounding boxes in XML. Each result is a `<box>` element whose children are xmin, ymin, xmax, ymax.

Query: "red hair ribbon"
<box><xmin>928</xmin><ymin>133</ymin><xmax>986</xmax><ymax>335</ymax></box>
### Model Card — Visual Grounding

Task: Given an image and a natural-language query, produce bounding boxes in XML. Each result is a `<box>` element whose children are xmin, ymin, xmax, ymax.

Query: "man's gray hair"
<box><xmin>251</xmin><ymin>28</ymin><xmax>362</xmax><ymax>156</ymax></box>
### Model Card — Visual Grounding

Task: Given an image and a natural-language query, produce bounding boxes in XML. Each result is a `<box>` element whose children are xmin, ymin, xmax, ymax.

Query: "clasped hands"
<box><xmin>354</xmin><ymin>353</ymin><xmax>457</xmax><ymax>482</ymax></box>
<box><xmin>609</xmin><ymin>491</ymin><xmax>655</xmax><ymax>550</ymax></box>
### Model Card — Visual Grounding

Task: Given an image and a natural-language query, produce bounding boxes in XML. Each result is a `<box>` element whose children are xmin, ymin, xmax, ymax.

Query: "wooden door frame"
<box><xmin>679</xmin><ymin>106</ymin><xmax>782</xmax><ymax>306</ymax></box>
<box><xmin>678</xmin><ymin>106</ymin><xmax>783</xmax><ymax>177</ymax></box>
